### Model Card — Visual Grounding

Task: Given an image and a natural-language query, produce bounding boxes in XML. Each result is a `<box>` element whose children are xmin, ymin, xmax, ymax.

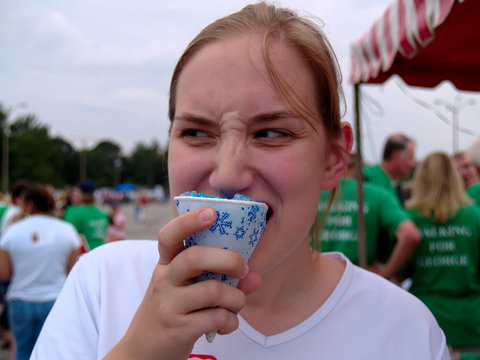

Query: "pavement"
<box><xmin>0</xmin><ymin>200</ymin><xmax>176</xmax><ymax>359</ymax></box>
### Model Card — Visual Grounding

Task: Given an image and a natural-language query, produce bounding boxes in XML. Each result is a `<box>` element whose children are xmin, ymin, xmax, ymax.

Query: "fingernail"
<box><xmin>199</xmin><ymin>208</ymin><xmax>214</xmax><ymax>222</ymax></box>
<box><xmin>241</xmin><ymin>262</ymin><xmax>249</xmax><ymax>278</ymax></box>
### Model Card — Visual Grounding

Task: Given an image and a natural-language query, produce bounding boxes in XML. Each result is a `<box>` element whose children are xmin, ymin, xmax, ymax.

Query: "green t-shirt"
<box><xmin>364</xmin><ymin>165</ymin><xmax>401</xmax><ymax>205</ymax></box>
<box><xmin>0</xmin><ymin>205</ymin><xmax>8</xmax><ymax>223</ymax></box>
<box><xmin>467</xmin><ymin>182</ymin><xmax>480</xmax><ymax>206</ymax></box>
<box><xmin>64</xmin><ymin>204</ymin><xmax>109</xmax><ymax>250</ymax></box>
<box><xmin>317</xmin><ymin>178</ymin><xmax>408</xmax><ymax>265</ymax></box>
<box><xmin>406</xmin><ymin>205</ymin><xmax>480</xmax><ymax>347</ymax></box>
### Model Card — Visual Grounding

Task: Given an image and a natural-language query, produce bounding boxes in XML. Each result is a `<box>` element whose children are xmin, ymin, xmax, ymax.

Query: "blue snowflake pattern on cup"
<box><xmin>185</xmin><ymin>236</ymin><xmax>197</xmax><ymax>247</ymax></box>
<box><xmin>249</xmin><ymin>227</ymin><xmax>260</xmax><ymax>248</ymax></box>
<box><xmin>247</xmin><ymin>205</ymin><xmax>259</xmax><ymax>222</ymax></box>
<box><xmin>209</xmin><ymin>210</ymin><xmax>232</xmax><ymax>235</ymax></box>
<box><xmin>234</xmin><ymin>225</ymin><xmax>246</xmax><ymax>240</ymax></box>
<box><xmin>174</xmin><ymin>193</ymin><xmax>268</xmax><ymax>288</ymax></box>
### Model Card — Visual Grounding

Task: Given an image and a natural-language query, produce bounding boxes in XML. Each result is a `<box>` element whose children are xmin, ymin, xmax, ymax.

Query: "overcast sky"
<box><xmin>1</xmin><ymin>0</ymin><xmax>479</xmax><ymax>163</ymax></box>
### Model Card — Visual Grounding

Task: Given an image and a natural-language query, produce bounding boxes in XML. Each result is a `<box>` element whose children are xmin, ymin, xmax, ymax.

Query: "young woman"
<box><xmin>405</xmin><ymin>151</ymin><xmax>480</xmax><ymax>348</ymax></box>
<box><xmin>0</xmin><ymin>184</ymin><xmax>82</xmax><ymax>360</ymax></box>
<box><xmin>32</xmin><ymin>3</ymin><xmax>449</xmax><ymax>359</ymax></box>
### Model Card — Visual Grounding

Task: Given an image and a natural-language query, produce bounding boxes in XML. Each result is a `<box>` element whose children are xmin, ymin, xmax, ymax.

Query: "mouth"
<box><xmin>266</xmin><ymin>208</ymin><xmax>273</xmax><ymax>223</ymax></box>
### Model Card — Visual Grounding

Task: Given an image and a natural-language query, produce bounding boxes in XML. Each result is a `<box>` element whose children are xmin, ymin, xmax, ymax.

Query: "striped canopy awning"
<box><xmin>349</xmin><ymin>0</ymin><xmax>480</xmax><ymax>91</ymax></box>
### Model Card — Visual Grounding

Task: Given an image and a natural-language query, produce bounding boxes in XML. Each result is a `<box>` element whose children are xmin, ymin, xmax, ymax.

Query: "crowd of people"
<box><xmin>0</xmin><ymin>1</ymin><xmax>477</xmax><ymax>359</ymax></box>
<box><xmin>0</xmin><ymin>179</ymin><xmax>130</xmax><ymax>359</ymax></box>
<box><xmin>318</xmin><ymin>133</ymin><xmax>480</xmax><ymax>354</ymax></box>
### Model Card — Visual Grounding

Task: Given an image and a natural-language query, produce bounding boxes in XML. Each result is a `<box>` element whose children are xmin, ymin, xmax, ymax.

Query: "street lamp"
<box><xmin>394</xmin><ymin>80</ymin><xmax>477</xmax><ymax>154</ymax></box>
<box><xmin>114</xmin><ymin>158</ymin><xmax>122</xmax><ymax>186</ymax></box>
<box><xmin>2</xmin><ymin>102</ymin><xmax>27</xmax><ymax>194</ymax></box>
<box><xmin>434</xmin><ymin>95</ymin><xmax>477</xmax><ymax>153</ymax></box>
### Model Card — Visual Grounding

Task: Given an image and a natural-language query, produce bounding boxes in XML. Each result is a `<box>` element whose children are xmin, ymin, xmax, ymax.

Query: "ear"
<box><xmin>321</xmin><ymin>122</ymin><xmax>353</xmax><ymax>191</ymax></box>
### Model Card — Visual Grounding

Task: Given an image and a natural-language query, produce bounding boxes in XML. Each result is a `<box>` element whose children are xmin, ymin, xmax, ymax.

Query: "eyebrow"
<box><xmin>174</xmin><ymin>111</ymin><xmax>298</xmax><ymax>125</ymax></box>
<box><xmin>252</xmin><ymin>111</ymin><xmax>297</xmax><ymax>123</ymax></box>
<box><xmin>174</xmin><ymin>113</ymin><xmax>213</xmax><ymax>124</ymax></box>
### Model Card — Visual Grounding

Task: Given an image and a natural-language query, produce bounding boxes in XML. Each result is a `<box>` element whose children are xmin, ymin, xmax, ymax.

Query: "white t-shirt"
<box><xmin>31</xmin><ymin>240</ymin><xmax>450</xmax><ymax>360</ymax></box>
<box><xmin>0</xmin><ymin>214</ymin><xmax>82</xmax><ymax>302</ymax></box>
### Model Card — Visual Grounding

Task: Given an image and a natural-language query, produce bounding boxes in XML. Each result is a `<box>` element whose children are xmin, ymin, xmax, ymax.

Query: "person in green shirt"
<box><xmin>453</xmin><ymin>151</ymin><xmax>480</xmax><ymax>207</ymax></box>
<box><xmin>467</xmin><ymin>182</ymin><xmax>480</xmax><ymax>206</ymax></box>
<box><xmin>405</xmin><ymin>152</ymin><xmax>480</xmax><ymax>348</ymax></box>
<box><xmin>467</xmin><ymin>137</ymin><xmax>480</xmax><ymax>179</ymax></box>
<box><xmin>63</xmin><ymin>180</ymin><xmax>109</xmax><ymax>251</ymax></box>
<box><xmin>453</xmin><ymin>151</ymin><xmax>479</xmax><ymax>190</ymax></box>
<box><xmin>317</xmin><ymin>155</ymin><xmax>420</xmax><ymax>279</ymax></box>
<box><xmin>364</xmin><ymin>133</ymin><xmax>416</xmax><ymax>207</ymax></box>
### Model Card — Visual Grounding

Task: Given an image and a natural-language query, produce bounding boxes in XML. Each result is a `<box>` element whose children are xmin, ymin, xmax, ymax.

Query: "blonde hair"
<box><xmin>406</xmin><ymin>152</ymin><xmax>472</xmax><ymax>223</ymax></box>
<box><xmin>168</xmin><ymin>2</ymin><xmax>347</xmax><ymax>248</ymax></box>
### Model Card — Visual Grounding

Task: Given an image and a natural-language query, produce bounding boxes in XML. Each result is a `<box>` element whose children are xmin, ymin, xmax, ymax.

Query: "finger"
<box><xmin>177</xmin><ymin>280</ymin><xmax>247</xmax><ymax>315</ymax></box>
<box><xmin>157</xmin><ymin>207</ymin><xmax>217</xmax><ymax>265</ymax></box>
<box><xmin>186</xmin><ymin>307</ymin><xmax>240</xmax><ymax>338</ymax></box>
<box><xmin>169</xmin><ymin>245</ymin><xmax>249</xmax><ymax>285</ymax></box>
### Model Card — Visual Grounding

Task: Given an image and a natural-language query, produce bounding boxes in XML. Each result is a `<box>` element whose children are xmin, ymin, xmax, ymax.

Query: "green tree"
<box><xmin>1</xmin><ymin>101</ymin><xmax>171</xmax><ymax>189</ymax></box>
<box><xmin>50</xmin><ymin>137</ymin><xmax>80</xmax><ymax>186</ymax></box>
<box><xmin>86</xmin><ymin>140</ymin><xmax>123</xmax><ymax>188</ymax></box>
<box><xmin>124</xmin><ymin>141</ymin><xmax>167</xmax><ymax>188</ymax></box>
<box><xmin>9</xmin><ymin>115</ymin><xmax>66</xmax><ymax>187</ymax></box>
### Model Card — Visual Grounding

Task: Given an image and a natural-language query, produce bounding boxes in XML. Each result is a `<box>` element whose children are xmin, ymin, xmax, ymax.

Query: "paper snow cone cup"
<box><xmin>174</xmin><ymin>192</ymin><xmax>268</xmax><ymax>287</ymax></box>
<box><xmin>174</xmin><ymin>192</ymin><xmax>268</xmax><ymax>343</ymax></box>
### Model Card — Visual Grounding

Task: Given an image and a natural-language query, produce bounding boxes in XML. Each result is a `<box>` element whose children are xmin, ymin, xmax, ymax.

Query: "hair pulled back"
<box><xmin>168</xmin><ymin>1</ymin><xmax>344</xmax><ymax>141</ymax></box>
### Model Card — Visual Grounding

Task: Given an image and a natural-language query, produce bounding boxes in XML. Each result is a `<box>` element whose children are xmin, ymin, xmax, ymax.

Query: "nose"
<box><xmin>208</xmin><ymin>140</ymin><xmax>254</xmax><ymax>198</ymax></box>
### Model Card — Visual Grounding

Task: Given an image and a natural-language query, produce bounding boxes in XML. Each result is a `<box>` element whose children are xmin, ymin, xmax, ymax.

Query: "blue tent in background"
<box><xmin>113</xmin><ymin>182</ymin><xmax>137</xmax><ymax>192</ymax></box>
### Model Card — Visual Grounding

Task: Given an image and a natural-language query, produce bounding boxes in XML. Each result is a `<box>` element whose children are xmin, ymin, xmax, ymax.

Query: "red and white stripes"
<box><xmin>349</xmin><ymin>0</ymin><xmax>458</xmax><ymax>84</ymax></box>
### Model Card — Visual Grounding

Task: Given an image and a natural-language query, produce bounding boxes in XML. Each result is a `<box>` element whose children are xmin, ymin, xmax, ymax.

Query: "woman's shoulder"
<box><xmin>454</xmin><ymin>204</ymin><xmax>480</xmax><ymax>223</ymax></box>
<box><xmin>325</xmin><ymin>253</ymin><xmax>447</xmax><ymax>353</ymax></box>
<box><xmin>77</xmin><ymin>240</ymin><xmax>159</xmax><ymax>274</ymax></box>
<box><xmin>328</xmin><ymin>253</ymin><xmax>429</xmax><ymax>312</ymax></box>
<box><xmin>86</xmin><ymin>239</ymin><xmax>157</xmax><ymax>257</ymax></box>
<box><xmin>459</xmin><ymin>203</ymin><xmax>480</xmax><ymax>214</ymax></box>
<box><xmin>346</xmin><ymin>259</ymin><xmax>438</xmax><ymax>321</ymax></box>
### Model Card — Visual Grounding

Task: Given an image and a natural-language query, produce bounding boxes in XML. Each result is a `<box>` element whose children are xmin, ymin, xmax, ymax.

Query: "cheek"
<box><xmin>168</xmin><ymin>144</ymin><xmax>208</xmax><ymax>197</ymax></box>
<box><xmin>264</xmin><ymin>149</ymin><xmax>325</xmax><ymax>198</ymax></box>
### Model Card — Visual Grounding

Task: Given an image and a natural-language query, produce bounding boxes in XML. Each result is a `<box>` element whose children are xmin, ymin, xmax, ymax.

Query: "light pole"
<box><xmin>434</xmin><ymin>95</ymin><xmax>477</xmax><ymax>153</ymax></box>
<box><xmin>394</xmin><ymin>80</ymin><xmax>477</xmax><ymax>154</ymax></box>
<box><xmin>2</xmin><ymin>103</ymin><xmax>27</xmax><ymax>194</ymax></box>
<box><xmin>72</xmin><ymin>136</ymin><xmax>94</xmax><ymax>182</ymax></box>
<box><xmin>114</xmin><ymin>158</ymin><xmax>122</xmax><ymax>186</ymax></box>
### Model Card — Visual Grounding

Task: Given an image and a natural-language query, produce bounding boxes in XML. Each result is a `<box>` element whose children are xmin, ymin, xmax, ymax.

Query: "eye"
<box><xmin>177</xmin><ymin>128</ymin><xmax>216</xmax><ymax>146</ymax></box>
<box><xmin>181</xmin><ymin>129</ymin><xmax>210</xmax><ymax>138</ymax></box>
<box><xmin>254</xmin><ymin>129</ymin><xmax>290</xmax><ymax>139</ymax></box>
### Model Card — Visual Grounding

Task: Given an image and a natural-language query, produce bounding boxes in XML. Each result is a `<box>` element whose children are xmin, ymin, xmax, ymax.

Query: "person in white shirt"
<box><xmin>32</xmin><ymin>2</ymin><xmax>450</xmax><ymax>359</ymax></box>
<box><xmin>0</xmin><ymin>184</ymin><xmax>82</xmax><ymax>360</ymax></box>
<box><xmin>0</xmin><ymin>180</ymin><xmax>29</xmax><ymax>239</ymax></box>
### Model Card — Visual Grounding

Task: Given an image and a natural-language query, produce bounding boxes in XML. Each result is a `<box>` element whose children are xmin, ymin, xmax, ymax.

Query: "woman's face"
<box><xmin>168</xmin><ymin>33</ymin><xmax>348</xmax><ymax>273</ymax></box>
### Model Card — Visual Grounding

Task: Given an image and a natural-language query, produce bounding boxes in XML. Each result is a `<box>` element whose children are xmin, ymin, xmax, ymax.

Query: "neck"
<box><xmin>30</xmin><ymin>211</ymin><xmax>48</xmax><ymax>216</ymax></box>
<box><xmin>381</xmin><ymin>161</ymin><xmax>397</xmax><ymax>180</ymax></box>
<box><xmin>241</xmin><ymin>244</ymin><xmax>344</xmax><ymax>335</ymax></box>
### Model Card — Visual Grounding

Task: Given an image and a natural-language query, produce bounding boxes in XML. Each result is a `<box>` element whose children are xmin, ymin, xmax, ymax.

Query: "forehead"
<box><xmin>174</xmin><ymin>33</ymin><xmax>318</xmax><ymax>118</ymax></box>
<box><xmin>401</xmin><ymin>141</ymin><xmax>415</xmax><ymax>157</ymax></box>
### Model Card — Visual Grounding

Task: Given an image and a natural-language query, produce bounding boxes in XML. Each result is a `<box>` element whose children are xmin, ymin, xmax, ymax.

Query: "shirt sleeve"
<box><xmin>0</xmin><ymin>226</ymin><xmax>14</xmax><ymax>250</ymax></box>
<box><xmin>377</xmin><ymin>187</ymin><xmax>409</xmax><ymax>235</ymax></box>
<box><xmin>65</xmin><ymin>222</ymin><xmax>83</xmax><ymax>249</ymax></box>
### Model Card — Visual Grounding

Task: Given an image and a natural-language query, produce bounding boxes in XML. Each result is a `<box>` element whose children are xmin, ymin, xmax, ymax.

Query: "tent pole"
<box><xmin>354</xmin><ymin>83</ymin><xmax>367</xmax><ymax>269</ymax></box>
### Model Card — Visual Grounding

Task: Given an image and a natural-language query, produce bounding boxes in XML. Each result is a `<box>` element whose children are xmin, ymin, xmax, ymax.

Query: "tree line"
<box><xmin>0</xmin><ymin>103</ymin><xmax>169</xmax><ymax>191</ymax></box>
